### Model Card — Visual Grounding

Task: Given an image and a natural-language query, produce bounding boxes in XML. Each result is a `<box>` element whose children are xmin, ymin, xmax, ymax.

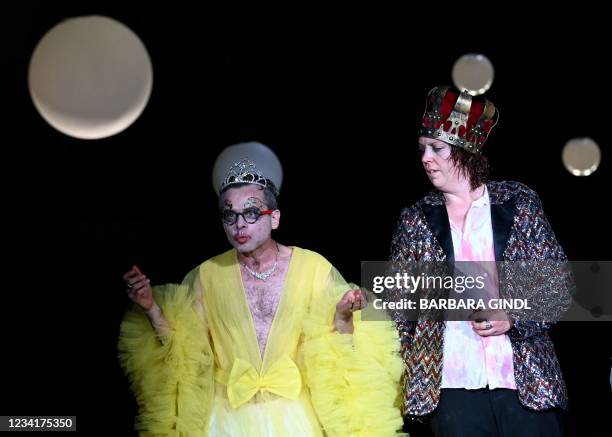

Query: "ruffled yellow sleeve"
<box><xmin>301</xmin><ymin>267</ymin><xmax>405</xmax><ymax>437</ymax></box>
<box><xmin>118</xmin><ymin>269</ymin><xmax>214</xmax><ymax>436</ymax></box>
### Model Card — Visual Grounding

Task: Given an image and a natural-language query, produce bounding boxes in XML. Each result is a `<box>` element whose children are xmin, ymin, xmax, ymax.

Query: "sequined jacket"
<box><xmin>390</xmin><ymin>181</ymin><xmax>573</xmax><ymax>418</ymax></box>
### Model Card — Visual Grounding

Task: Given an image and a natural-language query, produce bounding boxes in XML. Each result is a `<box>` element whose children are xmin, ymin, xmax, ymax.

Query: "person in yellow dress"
<box><xmin>118</xmin><ymin>157</ymin><xmax>404</xmax><ymax>436</ymax></box>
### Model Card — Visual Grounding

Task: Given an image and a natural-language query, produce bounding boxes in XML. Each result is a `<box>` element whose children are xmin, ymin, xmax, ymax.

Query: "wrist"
<box><xmin>145</xmin><ymin>302</ymin><xmax>161</xmax><ymax>319</ymax></box>
<box><xmin>333</xmin><ymin>312</ymin><xmax>354</xmax><ymax>334</ymax></box>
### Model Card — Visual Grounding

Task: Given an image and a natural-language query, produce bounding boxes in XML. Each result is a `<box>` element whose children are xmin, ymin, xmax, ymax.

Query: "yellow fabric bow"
<box><xmin>225</xmin><ymin>356</ymin><xmax>302</xmax><ymax>409</ymax></box>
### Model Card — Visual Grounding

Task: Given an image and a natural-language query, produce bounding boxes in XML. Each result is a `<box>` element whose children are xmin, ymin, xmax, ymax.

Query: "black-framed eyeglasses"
<box><xmin>221</xmin><ymin>207</ymin><xmax>273</xmax><ymax>225</ymax></box>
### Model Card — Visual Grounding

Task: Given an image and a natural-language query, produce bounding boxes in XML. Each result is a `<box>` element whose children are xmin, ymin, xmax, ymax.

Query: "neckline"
<box><xmin>233</xmin><ymin>246</ymin><xmax>298</xmax><ymax>369</ymax></box>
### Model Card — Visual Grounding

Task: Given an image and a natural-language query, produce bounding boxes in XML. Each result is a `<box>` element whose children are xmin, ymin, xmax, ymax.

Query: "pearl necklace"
<box><xmin>242</xmin><ymin>244</ymin><xmax>279</xmax><ymax>281</ymax></box>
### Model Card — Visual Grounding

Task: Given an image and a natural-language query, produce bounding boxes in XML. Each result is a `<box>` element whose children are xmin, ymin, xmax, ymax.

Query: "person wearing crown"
<box><xmin>387</xmin><ymin>86</ymin><xmax>573</xmax><ymax>436</ymax></box>
<box><xmin>117</xmin><ymin>153</ymin><xmax>404</xmax><ymax>436</ymax></box>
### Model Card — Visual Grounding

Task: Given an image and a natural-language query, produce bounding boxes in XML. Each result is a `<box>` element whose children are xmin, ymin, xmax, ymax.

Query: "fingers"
<box><xmin>341</xmin><ymin>292</ymin><xmax>353</xmax><ymax>304</ymax></box>
<box><xmin>127</xmin><ymin>279</ymin><xmax>151</xmax><ymax>300</ymax></box>
<box><xmin>123</xmin><ymin>265</ymin><xmax>145</xmax><ymax>281</ymax></box>
<box><xmin>124</xmin><ymin>268</ymin><xmax>151</xmax><ymax>302</ymax></box>
<box><xmin>337</xmin><ymin>291</ymin><xmax>354</xmax><ymax>313</ymax></box>
<box><xmin>123</xmin><ymin>266</ymin><xmax>154</xmax><ymax>310</ymax></box>
<box><xmin>471</xmin><ymin>320</ymin><xmax>491</xmax><ymax>332</ymax></box>
<box><xmin>472</xmin><ymin>324</ymin><xmax>491</xmax><ymax>337</ymax></box>
<box><xmin>336</xmin><ymin>289</ymin><xmax>368</xmax><ymax>316</ymax></box>
<box><xmin>352</xmin><ymin>290</ymin><xmax>362</xmax><ymax>311</ymax></box>
<box><xmin>129</xmin><ymin>277</ymin><xmax>150</xmax><ymax>290</ymax></box>
<box><xmin>123</xmin><ymin>265</ymin><xmax>151</xmax><ymax>290</ymax></box>
<box><xmin>472</xmin><ymin>319</ymin><xmax>509</xmax><ymax>337</ymax></box>
<box><xmin>345</xmin><ymin>289</ymin><xmax>366</xmax><ymax>312</ymax></box>
<box><xmin>351</xmin><ymin>289</ymin><xmax>369</xmax><ymax>310</ymax></box>
<box><xmin>338</xmin><ymin>298</ymin><xmax>352</xmax><ymax>312</ymax></box>
<box><xmin>125</xmin><ymin>274</ymin><xmax>147</xmax><ymax>288</ymax></box>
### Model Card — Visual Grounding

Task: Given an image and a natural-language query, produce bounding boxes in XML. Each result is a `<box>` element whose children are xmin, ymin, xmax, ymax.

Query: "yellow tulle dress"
<box><xmin>118</xmin><ymin>247</ymin><xmax>404</xmax><ymax>436</ymax></box>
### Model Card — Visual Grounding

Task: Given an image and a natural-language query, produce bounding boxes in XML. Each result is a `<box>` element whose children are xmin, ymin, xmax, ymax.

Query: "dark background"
<box><xmin>5</xmin><ymin>3</ymin><xmax>611</xmax><ymax>436</ymax></box>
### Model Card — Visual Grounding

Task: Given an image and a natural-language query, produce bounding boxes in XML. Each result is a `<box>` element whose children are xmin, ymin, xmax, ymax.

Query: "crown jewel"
<box><xmin>419</xmin><ymin>86</ymin><xmax>498</xmax><ymax>154</ymax></box>
<box><xmin>220</xmin><ymin>158</ymin><xmax>273</xmax><ymax>193</ymax></box>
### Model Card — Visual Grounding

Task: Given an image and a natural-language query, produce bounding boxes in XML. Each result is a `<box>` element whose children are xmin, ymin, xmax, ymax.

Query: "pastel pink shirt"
<box><xmin>441</xmin><ymin>186</ymin><xmax>517</xmax><ymax>390</ymax></box>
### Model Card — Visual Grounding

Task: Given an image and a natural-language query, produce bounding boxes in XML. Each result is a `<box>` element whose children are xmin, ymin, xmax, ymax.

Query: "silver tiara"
<box><xmin>220</xmin><ymin>158</ymin><xmax>271</xmax><ymax>192</ymax></box>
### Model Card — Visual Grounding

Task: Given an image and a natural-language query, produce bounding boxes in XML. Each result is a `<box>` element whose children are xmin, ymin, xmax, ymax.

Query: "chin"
<box><xmin>429</xmin><ymin>179</ymin><xmax>442</xmax><ymax>189</ymax></box>
<box><xmin>228</xmin><ymin>239</ymin><xmax>246</xmax><ymax>252</ymax></box>
<box><xmin>431</xmin><ymin>177</ymin><xmax>447</xmax><ymax>189</ymax></box>
<box><xmin>236</xmin><ymin>240</ymin><xmax>261</xmax><ymax>254</ymax></box>
<box><xmin>234</xmin><ymin>243</ymin><xmax>251</xmax><ymax>253</ymax></box>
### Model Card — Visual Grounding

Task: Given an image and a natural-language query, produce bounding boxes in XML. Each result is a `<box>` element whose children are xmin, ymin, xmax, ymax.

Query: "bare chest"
<box><xmin>240</xmin><ymin>259</ymin><xmax>289</xmax><ymax>320</ymax></box>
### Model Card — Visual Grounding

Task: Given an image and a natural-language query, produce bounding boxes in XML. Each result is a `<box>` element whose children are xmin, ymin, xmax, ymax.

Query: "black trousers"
<box><xmin>429</xmin><ymin>388</ymin><xmax>564</xmax><ymax>437</ymax></box>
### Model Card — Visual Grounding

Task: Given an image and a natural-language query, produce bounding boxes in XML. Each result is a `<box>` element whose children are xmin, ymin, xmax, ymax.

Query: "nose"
<box><xmin>421</xmin><ymin>146</ymin><xmax>433</xmax><ymax>164</ymax></box>
<box><xmin>235</xmin><ymin>214</ymin><xmax>248</xmax><ymax>228</ymax></box>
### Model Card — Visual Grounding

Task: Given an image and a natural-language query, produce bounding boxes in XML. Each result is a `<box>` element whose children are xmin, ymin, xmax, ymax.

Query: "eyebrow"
<box><xmin>223</xmin><ymin>206</ymin><xmax>261</xmax><ymax>211</ymax></box>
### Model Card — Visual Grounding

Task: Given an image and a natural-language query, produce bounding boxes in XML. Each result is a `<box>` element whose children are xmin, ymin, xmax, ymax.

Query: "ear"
<box><xmin>271</xmin><ymin>209</ymin><xmax>281</xmax><ymax>230</ymax></box>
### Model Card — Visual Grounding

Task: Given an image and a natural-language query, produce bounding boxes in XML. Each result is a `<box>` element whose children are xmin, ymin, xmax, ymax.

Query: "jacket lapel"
<box><xmin>488</xmin><ymin>183</ymin><xmax>516</xmax><ymax>261</ymax></box>
<box><xmin>421</xmin><ymin>183</ymin><xmax>517</xmax><ymax>263</ymax></box>
<box><xmin>422</xmin><ymin>203</ymin><xmax>454</xmax><ymax>263</ymax></box>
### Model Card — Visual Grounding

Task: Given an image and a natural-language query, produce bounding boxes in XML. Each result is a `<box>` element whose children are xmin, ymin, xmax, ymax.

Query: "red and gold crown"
<box><xmin>419</xmin><ymin>86</ymin><xmax>499</xmax><ymax>154</ymax></box>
